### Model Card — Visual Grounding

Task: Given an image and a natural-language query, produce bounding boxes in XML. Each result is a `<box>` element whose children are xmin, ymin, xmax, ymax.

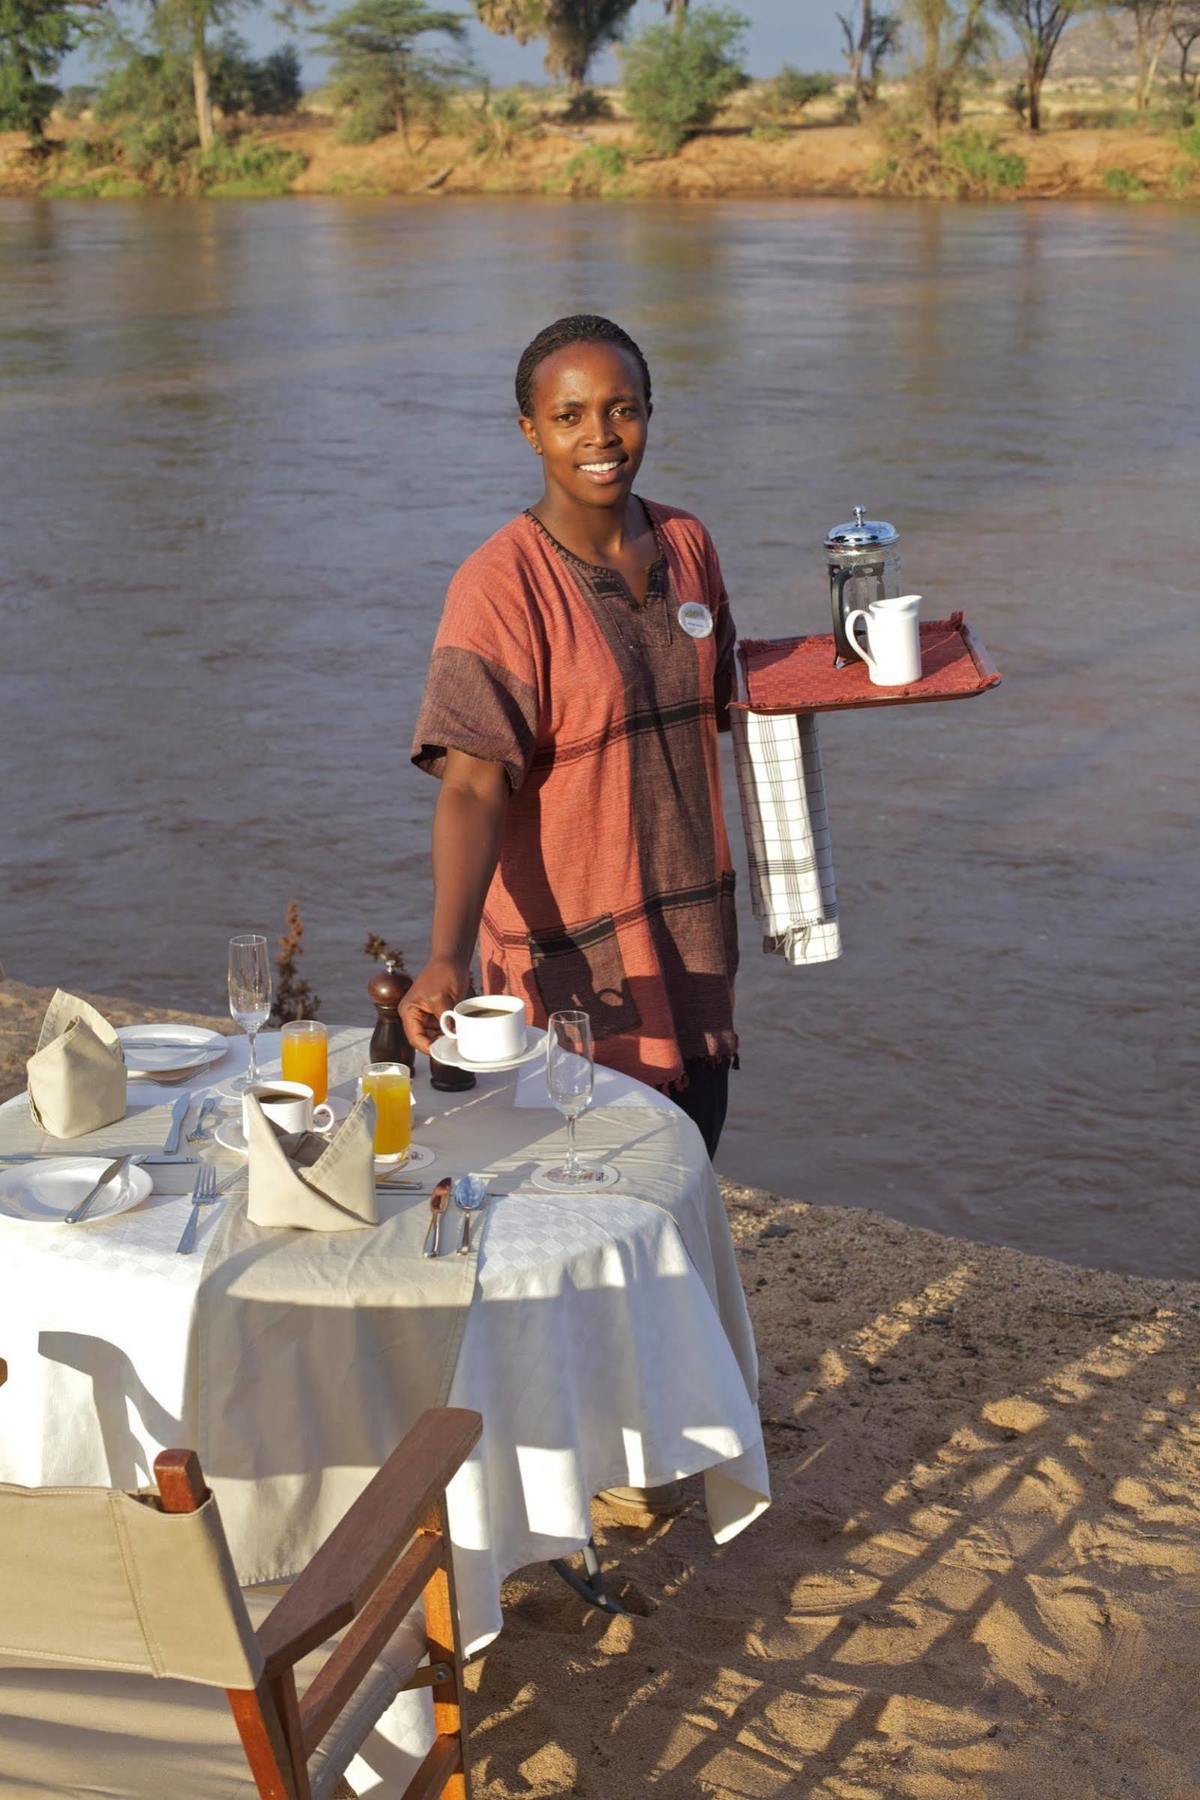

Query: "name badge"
<box><xmin>677</xmin><ymin>601</ymin><xmax>714</xmax><ymax>640</ymax></box>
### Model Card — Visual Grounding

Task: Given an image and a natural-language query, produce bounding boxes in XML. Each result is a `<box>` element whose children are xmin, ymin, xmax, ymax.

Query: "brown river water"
<box><xmin>1</xmin><ymin>197</ymin><xmax>1196</xmax><ymax>1276</ymax></box>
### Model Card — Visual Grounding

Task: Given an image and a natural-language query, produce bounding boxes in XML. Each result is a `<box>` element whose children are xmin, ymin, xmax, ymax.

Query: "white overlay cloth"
<box><xmin>0</xmin><ymin>1031</ymin><xmax>768</xmax><ymax>1665</ymax></box>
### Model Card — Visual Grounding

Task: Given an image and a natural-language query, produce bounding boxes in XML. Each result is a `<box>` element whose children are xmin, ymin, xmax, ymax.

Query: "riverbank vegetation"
<box><xmin>2</xmin><ymin>0</ymin><xmax>1199</xmax><ymax>199</ymax></box>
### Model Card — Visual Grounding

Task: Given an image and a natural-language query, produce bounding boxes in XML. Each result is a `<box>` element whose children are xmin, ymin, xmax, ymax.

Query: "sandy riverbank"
<box><xmin>4</xmin><ymin>974</ymin><xmax>1199</xmax><ymax>1795</ymax></box>
<box><xmin>1</xmin><ymin>113</ymin><xmax>1194</xmax><ymax>202</ymax></box>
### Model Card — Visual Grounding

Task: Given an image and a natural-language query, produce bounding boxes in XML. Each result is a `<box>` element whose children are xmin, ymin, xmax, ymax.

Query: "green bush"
<box><xmin>767</xmin><ymin>66</ymin><xmax>836</xmax><ymax>114</ymax></box>
<box><xmin>338</xmin><ymin>94</ymin><xmax>395</xmax><ymax>142</ymax></box>
<box><xmin>939</xmin><ymin>128</ymin><xmax>1026</xmax><ymax>197</ymax></box>
<box><xmin>562</xmin><ymin>85</ymin><xmax>611</xmax><ymax>123</ymax></box>
<box><xmin>60</xmin><ymin>84</ymin><xmax>95</xmax><ymax>120</ymax></box>
<box><xmin>749</xmin><ymin>121</ymin><xmax>784</xmax><ymax>143</ymax></box>
<box><xmin>621</xmin><ymin>6</ymin><xmax>748</xmax><ymax>157</ymax></box>
<box><xmin>1102</xmin><ymin>166</ymin><xmax>1150</xmax><ymax>199</ymax></box>
<box><xmin>871</xmin><ymin>121</ymin><xmax>1026</xmax><ymax>198</ymax></box>
<box><xmin>558</xmin><ymin>141</ymin><xmax>629</xmax><ymax>193</ymax></box>
<box><xmin>467</xmin><ymin>87</ymin><xmax>536</xmax><ymax>158</ymax></box>
<box><xmin>199</xmin><ymin>138</ymin><xmax>305</xmax><ymax>195</ymax></box>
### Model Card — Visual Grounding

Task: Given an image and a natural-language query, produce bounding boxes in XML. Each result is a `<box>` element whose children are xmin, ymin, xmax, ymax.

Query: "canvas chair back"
<box><xmin>0</xmin><ymin>1481</ymin><xmax>264</xmax><ymax>1690</ymax></box>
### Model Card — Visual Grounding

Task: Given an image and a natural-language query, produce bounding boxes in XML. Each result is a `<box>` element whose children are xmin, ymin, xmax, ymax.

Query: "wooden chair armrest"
<box><xmin>256</xmin><ymin>1408</ymin><xmax>480</xmax><ymax>1674</ymax></box>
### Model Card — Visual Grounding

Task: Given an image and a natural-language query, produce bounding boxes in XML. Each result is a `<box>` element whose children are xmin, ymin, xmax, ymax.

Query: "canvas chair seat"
<box><xmin>0</xmin><ymin>1585</ymin><xmax>427</xmax><ymax>1800</ymax></box>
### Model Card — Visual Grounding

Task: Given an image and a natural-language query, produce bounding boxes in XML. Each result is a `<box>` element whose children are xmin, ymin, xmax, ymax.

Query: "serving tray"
<box><xmin>732</xmin><ymin>612</ymin><xmax>1001</xmax><ymax>716</ymax></box>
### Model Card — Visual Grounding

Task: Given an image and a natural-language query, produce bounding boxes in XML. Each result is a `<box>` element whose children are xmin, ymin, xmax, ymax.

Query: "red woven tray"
<box><xmin>732</xmin><ymin>612</ymin><xmax>1001</xmax><ymax>715</ymax></box>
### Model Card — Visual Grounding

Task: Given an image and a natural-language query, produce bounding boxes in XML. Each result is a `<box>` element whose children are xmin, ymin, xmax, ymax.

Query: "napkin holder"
<box><xmin>245</xmin><ymin>1093</ymin><xmax>379</xmax><ymax>1233</ymax></box>
<box><xmin>26</xmin><ymin>989</ymin><xmax>127</xmax><ymax>1139</ymax></box>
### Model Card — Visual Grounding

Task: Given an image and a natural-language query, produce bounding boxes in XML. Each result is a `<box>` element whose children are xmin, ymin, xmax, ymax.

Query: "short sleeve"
<box><xmin>411</xmin><ymin>560</ymin><xmax>540</xmax><ymax>793</ymax></box>
<box><xmin>701</xmin><ymin>528</ymin><xmax>737</xmax><ymax>733</ymax></box>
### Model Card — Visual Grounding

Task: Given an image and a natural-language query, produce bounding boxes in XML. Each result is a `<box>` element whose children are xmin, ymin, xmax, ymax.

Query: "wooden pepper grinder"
<box><xmin>367</xmin><ymin>955</ymin><xmax>416</xmax><ymax>1073</ymax></box>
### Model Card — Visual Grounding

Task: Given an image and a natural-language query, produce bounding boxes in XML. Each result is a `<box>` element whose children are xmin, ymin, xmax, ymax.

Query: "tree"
<box><xmin>1170</xmin><ymin>1</ymin><xmax>1200</xmax><ymax>92</ymax></box>
<box><xmin>1112</xmin><ymin>0</ymin><xmax>1179</xmax><ymax>107</ymax></box>
<box><xmin>903</xmin><ymin>0</ymin><xmax>993</xmax><ymax>134</ymax></box>
<box><xmin>313</xmin><ymin>0</ymin><xmax>469</xmax><ymax>144</ymax></box>
<box><xmin>837</xmin><ymin>0</ymin><xmax>901</xmax><ymax>106</ymax></box>
<box><xmin>473</xmin><ymin>0</ymin><xmax>636</xmax><ymax>92</ymax></box>
<box><xmin>0</xmin><ymin>0</ymin><xmax>100</xmax><ymax>146</ymax></box>
<box><xmin>621</xmin><ymin>4</ymin><xmax>747</xmax><ymax>154</ymax></box>
<box><xmin>992</xmin><ymin>0</ymin><xmax>1086</xmax><ymax>128</ymax></box>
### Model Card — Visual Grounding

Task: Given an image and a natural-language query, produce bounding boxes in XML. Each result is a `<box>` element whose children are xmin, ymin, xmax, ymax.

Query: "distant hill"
<box><xmin>996</xmin><ymin>14</ymin><xmax>1143</xmax><ymax>83</ymax></box>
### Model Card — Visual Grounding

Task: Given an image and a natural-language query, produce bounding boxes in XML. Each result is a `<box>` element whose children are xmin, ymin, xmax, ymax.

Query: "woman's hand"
<box><xmin>401</xmin><ymin>956</ymin><xmax>470</xmax><ymax>1055</ymax></box>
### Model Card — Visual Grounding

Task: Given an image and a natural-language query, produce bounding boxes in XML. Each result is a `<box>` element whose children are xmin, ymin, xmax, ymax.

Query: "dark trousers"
<box><xmin>668</xmin><ymin>1059</ymin><xmax>730</xmax><ymax>1160</ymax></box>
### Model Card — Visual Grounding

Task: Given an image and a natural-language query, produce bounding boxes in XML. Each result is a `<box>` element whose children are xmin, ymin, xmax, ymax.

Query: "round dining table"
<box><xmin>0</xmin><ymin>1024</ymin><xmax>769</xmax><ymax>1793</ymax></box>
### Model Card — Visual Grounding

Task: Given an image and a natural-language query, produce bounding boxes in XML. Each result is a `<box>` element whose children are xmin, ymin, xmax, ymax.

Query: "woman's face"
<box><xmin>520</xmin><ymin>341</ymin><xmax>651</xmax><ymax>510</ymax></box>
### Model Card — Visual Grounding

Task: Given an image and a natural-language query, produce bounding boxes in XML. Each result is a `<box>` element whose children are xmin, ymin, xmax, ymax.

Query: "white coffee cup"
<box><xmin>844</xmin><ymin>593</ymin><xmax>923</xmax><ymax>687</ymax></box>
<box><xmin>243</xmin><ymin>1079</ymin><xmax>334</xmax><ymax>1137</ymax></box>
<box><xmin>438</xmin><ymin>995</ymin><xmax>528</xmax><ymax>1064</ymax></box>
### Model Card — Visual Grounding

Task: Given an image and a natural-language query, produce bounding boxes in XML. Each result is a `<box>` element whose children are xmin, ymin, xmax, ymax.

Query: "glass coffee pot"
<box><xmin>825</xmin><ymin>504</ymin><xmax>901</xmax><ymax>666</ymax></box>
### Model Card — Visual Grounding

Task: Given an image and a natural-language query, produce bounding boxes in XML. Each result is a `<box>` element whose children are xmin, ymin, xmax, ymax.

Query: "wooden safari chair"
<box><xmin>0</xmin><ymin>1406</ymin><xmax>481</xmax><ymax>1799</ymax></box>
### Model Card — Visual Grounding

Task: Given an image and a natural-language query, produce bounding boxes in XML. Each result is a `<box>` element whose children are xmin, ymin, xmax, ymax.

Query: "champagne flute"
<box><xmin>545</xmin><ymin>1010</ymin><xmax>600</xmax><ymax>1187</ymax></box>
<box><xmin>228</xmin><ymin>933</ymin><xmax>271</xmax><ymax>1093</ymax></box>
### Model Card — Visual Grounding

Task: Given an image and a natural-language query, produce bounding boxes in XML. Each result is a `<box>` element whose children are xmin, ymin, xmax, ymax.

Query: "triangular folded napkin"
<box><xmin>27</xmin><ymin>989</ymin><xmax>127</xmax><ymax>1139</ymax></box>
<box><xmin>245</xmin><ymin>1093</ymin><xmax>379</xmax><ymax>1232</ymax></box>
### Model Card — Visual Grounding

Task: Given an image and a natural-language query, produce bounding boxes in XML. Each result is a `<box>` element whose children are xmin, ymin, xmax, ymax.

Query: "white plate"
<box><xmin>118</xmin><ymin>1025</ymin><xmax>230</xmax><ymax>1079</ymax></box>
<box><xmin>0</xmin><ymin>1157</ymin><xmax>153</xmax><ymax>1224</ymax></box>
<box><xmin>428</xmin><ymin>1029</ymin><xmax>548</xmax><ymax>1074</ymax></box>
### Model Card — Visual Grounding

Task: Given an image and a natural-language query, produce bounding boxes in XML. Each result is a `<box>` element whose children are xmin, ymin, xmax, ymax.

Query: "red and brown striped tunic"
<box><xmin>412</xmin><ymin>500</ymin><xmax>739</xmax><ymax>1090</ymax></box>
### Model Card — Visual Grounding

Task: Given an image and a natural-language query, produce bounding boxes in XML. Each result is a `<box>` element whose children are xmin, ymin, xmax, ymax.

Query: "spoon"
<box><xmin>452</xmin><ymin>1176</ymin><xmax>489</xmax><ymax>1256</ymax></box>
<box><xmin>423</xmin><ymin>1177</ymin><xmax>452</xmax><ymax>1258</ymax></box>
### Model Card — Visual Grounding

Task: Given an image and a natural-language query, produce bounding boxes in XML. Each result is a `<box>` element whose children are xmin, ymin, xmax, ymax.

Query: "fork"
<box><xmin>186</xmin><ymin>1098</ymin><xmax>220</xmax><ymax>1144</ymax></box>
<box><xmin>175</xmin><ymin>1163</ymin><xmax>220</xmax><ymax>1255</ymax></box>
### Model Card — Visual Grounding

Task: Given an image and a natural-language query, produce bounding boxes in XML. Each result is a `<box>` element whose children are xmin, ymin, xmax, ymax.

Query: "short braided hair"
<box><xmin>515</xmin><ymin>314</ymin><xmax>652</xmax><ymax>419</ymax></box>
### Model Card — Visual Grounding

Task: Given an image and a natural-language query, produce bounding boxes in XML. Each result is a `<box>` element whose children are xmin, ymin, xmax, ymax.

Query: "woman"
<box><xmin>402</xmin><ymin>313</ymin><xmax>739</xmax><ymax>1157</ymax></box>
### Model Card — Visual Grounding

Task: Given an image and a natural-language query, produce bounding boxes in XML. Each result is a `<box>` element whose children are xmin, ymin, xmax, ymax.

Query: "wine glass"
<box><xmin>227</xmin><ymin>934</ymin><xmax>271</xmax><ymax>1093</ymax></box>
<box><xmin>544</xmin><ymin>1010</ymin><xmax>601</xmax><ymax>1187</ymax></box>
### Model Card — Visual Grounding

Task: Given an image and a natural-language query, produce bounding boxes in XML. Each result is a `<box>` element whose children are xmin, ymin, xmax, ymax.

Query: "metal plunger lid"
<box><xmin>824</xmin><ymin>503</ymin><xmax>899</xmax><ymax>552</ymax></box>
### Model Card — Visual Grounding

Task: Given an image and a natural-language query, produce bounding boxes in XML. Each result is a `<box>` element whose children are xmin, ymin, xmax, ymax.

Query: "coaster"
<box><xmin>375</xmin><ymin>1142</ymin><xmax>435</xmax><ymax>1171</ymax></box>
<box><xmin>530</xmin><ymin>1161</ymin><xmax>619</xmax><ymax>1194</ymax></box>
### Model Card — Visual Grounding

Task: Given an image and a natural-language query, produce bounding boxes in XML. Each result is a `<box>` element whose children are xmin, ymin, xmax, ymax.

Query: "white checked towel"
<box><xmin>730</xmin><ymin>697</ymin><xmax>842</xmax><ymax>966</ymax></box>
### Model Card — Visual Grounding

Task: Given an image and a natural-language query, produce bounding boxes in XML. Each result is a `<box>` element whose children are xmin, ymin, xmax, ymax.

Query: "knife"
<box><xmin>162</xmin><ymin>1093</ymin><xmax>191</xmax><ymax>1155</ymax></box>
<box><xmin>422</xmin><ymin>1177</ymin><xmax>452</xmax><ymax>1258</ymax></box>
<box><xmin>1</xmin><ymin>1153</ymin><xmax>198</xmax><ymax>1166</ymax></box>
<box><xmin>64</xmin><ymin>1154</ymin><xmax>133</xmax><ymax>1225</ymax></box>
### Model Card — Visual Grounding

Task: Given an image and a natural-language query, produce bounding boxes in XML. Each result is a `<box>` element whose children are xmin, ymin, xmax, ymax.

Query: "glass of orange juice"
<box><xmin>280</xmin><ymin>1020</ymin><xmax>329</xmax><ymax>1105</ymax></box>
<box><xmin>359</xmin><ymin>1062</ymin><xmax>411</xmax><ymax>1158</ymax></box>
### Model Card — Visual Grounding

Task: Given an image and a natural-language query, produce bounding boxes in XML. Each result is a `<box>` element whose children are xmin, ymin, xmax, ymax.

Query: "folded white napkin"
<box><xmin>245</xmin><ymin>1093</ymin><xmax>378</xmax><ymax>1232</ymax></box>
<box><xmin>730</xmin><ymin>706</ymin><xmax>842</xmax><ymax>966</ymax></box>
<box><xmin>26</xmin><ymin>989</ymin><xmax>127</xmax><ymax>1139</ymax></box>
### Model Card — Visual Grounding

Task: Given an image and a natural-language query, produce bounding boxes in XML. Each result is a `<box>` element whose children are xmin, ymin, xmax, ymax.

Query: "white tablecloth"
<box><xmin>0</xmin><ymin>1030</ymin><xmax>769</xmax><ymax>1788</ymax></box>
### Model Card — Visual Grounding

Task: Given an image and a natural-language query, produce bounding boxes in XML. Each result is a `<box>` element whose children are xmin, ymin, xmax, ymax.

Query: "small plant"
<box><xmin>939</xmin><ymin>128</ymin><xmax>1026</xmax><ymax>196</ymax></box>
<box><xmin>468</xmin><ymin>86</ymin><xmax>536</xmax><ymax>158</ymax></box>
<box><xmin>199</xmin><ymin>138</ymin><xmax>305</xmax><ymax>195</ymax></box>
<box><xmin>558</xmin><ymin>141</ymin><xmax>630</xmax><ymax>192</ymax></box>
<box><xmin>749</xmin><ymin>121</ymin><xmax>785</xmax><ymax>143</ymax></box>
<box><xmin>364</xmin><ymin>932</ymin><xmax>407</xmax><ymax>970</ymax></box>
<box><xmin>766</xmin><ymin>66</ymin><xmax>836</xmax><ymax>114</ymax></box>
<box><xmin>272</xmin><ymin>901</ymin><xmax>321</xmax><ymax>1025</ymax></box>
<box><xmin>60</xmin><ymin>85</ymin><xmax>96</xmax><ymax>121</ymax></box>
<box><xmin>562</xmin><ymin>84</ymin><xmax>611</xmax><ymax>123</ymax></box>
<box><xmin>621</xmin><ymin>5</ymin><xmax>748</xmax><ymax>156</ymax></box>
<box><xmin>1102</xmin><ymin>166</ymin><xmax>1151</xmax><ymax>199</ymax></box>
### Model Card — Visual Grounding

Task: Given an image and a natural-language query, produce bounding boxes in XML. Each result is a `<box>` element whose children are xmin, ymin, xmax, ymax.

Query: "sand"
<box><xmin>4</xmin><ymin>975</ymin><xmax>1198</xmax><ymax>1796</ymax></box>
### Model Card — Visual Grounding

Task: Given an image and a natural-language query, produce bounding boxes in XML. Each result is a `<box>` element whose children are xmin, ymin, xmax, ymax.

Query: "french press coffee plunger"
<box><xmin>825</xmin><ymin>504</ymin><xmax>901</xmax><ymax>666</ymax></box>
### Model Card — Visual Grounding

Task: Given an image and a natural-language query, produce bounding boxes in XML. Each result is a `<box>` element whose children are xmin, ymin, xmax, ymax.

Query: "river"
<box><xmin>1</xmin><ymin>195</ymin><xmax>1196</xmax><ymax>1277</ymax></box>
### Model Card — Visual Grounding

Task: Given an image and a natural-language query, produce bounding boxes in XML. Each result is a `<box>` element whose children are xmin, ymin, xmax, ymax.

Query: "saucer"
<box><xmin>429</xmin><ymin>1029</ymin><xmax>547</xmax><ymax>1075</ymax></box>
<box><xmin>375</xmin><ymin>1142</ymin><xmax>435</xmax><ymax>1171</ymax></box>
<box><xmin>530</xmin><ymin>1161</ymin><xmax>619</xmax><ymax>1194</ymax></box>
<box><xmin>215</xmin><ymin>1117</ymin><xmax>340</xmax><ymax>1157</ymax></box>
